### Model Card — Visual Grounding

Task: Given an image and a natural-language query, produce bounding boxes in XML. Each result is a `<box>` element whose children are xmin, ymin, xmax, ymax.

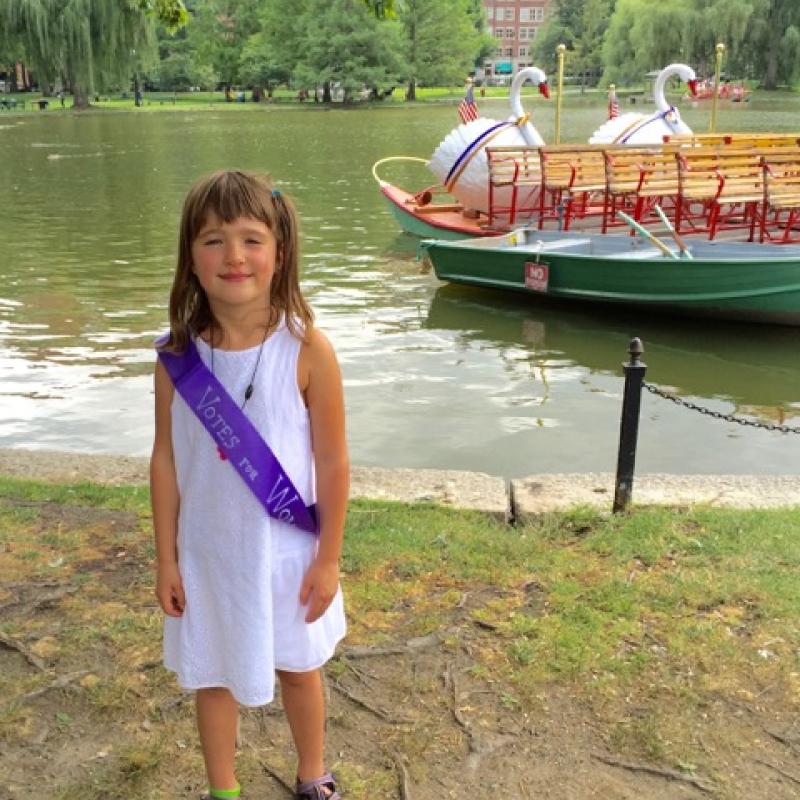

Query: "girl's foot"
<box><xmin>296</xmin><ymin>772</ymin><xmax>340</xmax><ymax>799</ymax></box>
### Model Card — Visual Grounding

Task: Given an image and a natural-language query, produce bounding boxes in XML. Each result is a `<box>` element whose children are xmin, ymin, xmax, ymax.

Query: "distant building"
<box><xmin>479</xmin><ymin>0</ymin><xmax>552</xmax><ymax>84</ymax></box>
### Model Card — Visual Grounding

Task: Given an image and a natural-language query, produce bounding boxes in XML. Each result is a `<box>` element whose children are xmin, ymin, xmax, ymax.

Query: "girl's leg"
<box><xmin>276</xmin><ymin>668</ymin><xmax>326</xmax><ymax>782</ymax></box>
<box><xmin>196</xmin><ymin>687</ymin><xmax>240</xmax><ymax>792</ymax></box>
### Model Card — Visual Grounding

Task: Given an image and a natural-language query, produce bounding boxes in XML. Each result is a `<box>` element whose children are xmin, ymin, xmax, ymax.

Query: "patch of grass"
<box><xmin>0</xmin><ymin>476</ymin><xmax>150</xmax><ymax>513</ymax></box>
<box><xmin>3</xmin><ymin>478</ymin><xmax>800</xmax><ymax>792</ymax></box>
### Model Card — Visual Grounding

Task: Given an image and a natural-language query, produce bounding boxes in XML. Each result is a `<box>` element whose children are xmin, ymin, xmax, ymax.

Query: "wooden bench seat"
<box><xmin>761</xmin><ymin>154</ymin><xmax>800</xmax><ymax>243</ymax></box>
<box><xmin>602</xmin><ymin>146</ymin><xmax>680</xmax><ymax>232</ymax></box>
<box><xmin>538</xmin><ymin>145</ymin><xmax>607</xmax><ymax>230</ymax></box>
<box><xmin>722</xmin><ymin>133</ymin><xmax>800</xmax><ymax>149</ymax></box>
<box><xmin>486</xmin><ymin>146</ymin><xmax>542</xmax><ymax>227</ymax></box>
<box><xmin>677</xmin><ymin>147</ymin><xmax>765</xmax><ymax>239</ymax></box>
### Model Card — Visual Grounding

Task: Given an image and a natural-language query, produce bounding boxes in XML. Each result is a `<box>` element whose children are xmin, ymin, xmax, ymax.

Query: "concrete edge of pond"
<box><xmin>2</xmin><ymin>449</ymin><xmax>799</xmax><ymax>521</ymax></box>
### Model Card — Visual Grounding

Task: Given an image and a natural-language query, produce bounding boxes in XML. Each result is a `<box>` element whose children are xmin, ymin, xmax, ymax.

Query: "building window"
<box><xmin>520</xmin><ymin>8</ymin><xmax>532</xmax><ymax>22</ymax></box>
<box><xmin>504</xmin><ymin>47</ymin><xmax>513</xmax><ymax>57</ymax></box>
<box><xmin>504</xmin><ymin>8</ymin><xmax>515</xmax><ymax>21</ymax></box>
<box><xmin>486</xmin><ymin>7</ymin><xmax>494</xmax><ymax>19</ymax></box>
<box><xmin>524</xmin><ymin>27</ymin><xmax>537</xmax><ymax>39</ymax></box>
<box><xmin>519</xmin><ymin>28</ymin><xmax>528</xmax><ymax>40</ymax></box>
<box><xmin>495</xmin><ymin>48</ymin><xmax>503</xmax><ymax>58</ymax></box>
<box><xmin>519</xmin><ymin>46</ymin><xmax>528</xmax><ymax>57</ymax></box>
<box><xmin>506</xmin><ymin>27</ymin><xmax>515</xmax><ymax>38</ymax></box>
<box><xmin>534</xmin><ymin>8</ymin><xmax>545</xmax><ymax>21</ymax></box>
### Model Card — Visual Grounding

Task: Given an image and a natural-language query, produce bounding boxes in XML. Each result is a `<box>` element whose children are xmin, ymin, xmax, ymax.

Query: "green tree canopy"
<box><xmin>400</xmin><ymin>0</ymin><xmax>490</xmax><ymax>100</ymax></box>
<box><xmin>238</xmin><ymin>0</ymin><xmax>308</xmax><ymax>91</ymax></box>
<box><xmin>532</xmin><ymin>0</ymin><xmax>615</xmax><ymax>86</ymax></box>
<box><xmin>185</xmin><ymin>0</ymin><xmax>260</xmax><ymax>97</ymax></box>
<box><xmin>292</xmin><ymin>0</ymin><xmax>406</xmax><ymax>102</ymax></box>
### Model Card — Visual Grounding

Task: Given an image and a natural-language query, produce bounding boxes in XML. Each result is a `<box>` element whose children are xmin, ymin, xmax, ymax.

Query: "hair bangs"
<box><xmin>188</xmin><ymin>171</ymin><xmax>280</xmax><ymax>244</ymax></box>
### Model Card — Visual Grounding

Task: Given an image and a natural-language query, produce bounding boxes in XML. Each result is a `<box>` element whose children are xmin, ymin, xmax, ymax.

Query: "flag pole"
<box><xmin>555</xmin><ymin>43</ymin><xmax>566</xmax><ymax>144</ymax></box>
<box><xmin>710</xmin><ymin>42</ymin><xmax>725</xmax><ymax>133</ymax></box>
<box><xmin>608</xmin><ymin>83</ymin><xmax>618</xmax><ymax>119</ymax></box>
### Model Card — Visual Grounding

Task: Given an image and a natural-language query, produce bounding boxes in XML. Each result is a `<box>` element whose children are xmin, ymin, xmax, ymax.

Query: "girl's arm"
<box><xmin>298</xmin><ymin>328</ymin><xmax>349</xmax><ymax>624</ymax></box>
<box><xmin>151</xmin><ymin>359</ymin><xmax>185</xmax><ymax>617</ymax></box>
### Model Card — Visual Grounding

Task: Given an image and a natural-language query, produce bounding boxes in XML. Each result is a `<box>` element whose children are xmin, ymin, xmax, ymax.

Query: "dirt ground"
<box><xmin>2</xmin><ymin>499</ymin><xmax>800</xmax><ymax>800</ymax></box>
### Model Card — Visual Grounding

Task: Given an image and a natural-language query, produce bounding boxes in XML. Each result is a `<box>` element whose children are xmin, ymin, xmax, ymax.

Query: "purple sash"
<box><xmin>157</xmin><ymin>336</ymin><xmax>318</xmax><ymax>535</ymax></box>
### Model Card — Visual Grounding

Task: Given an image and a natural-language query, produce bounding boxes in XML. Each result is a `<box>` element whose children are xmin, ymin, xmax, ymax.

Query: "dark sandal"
<box><xmin>296</xmin><ymin>772</ymin><xmax>341</xmax><ymax>799</ymax></box>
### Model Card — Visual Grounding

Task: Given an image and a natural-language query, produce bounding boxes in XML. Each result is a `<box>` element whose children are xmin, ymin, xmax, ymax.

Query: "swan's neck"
<box><xmin>653</xmin><ymin>67</ymin><xmax>679</xmax><ymax>112</ymax></box>
<box><xmin>509</xmin><ymin>69</ymin><xmax>544</xmax><ymax>119</ymax></box>
<box><xmin>510</xmin><ymin>77</ymin><xmax>526</xmax><ymax>119</ymax></box>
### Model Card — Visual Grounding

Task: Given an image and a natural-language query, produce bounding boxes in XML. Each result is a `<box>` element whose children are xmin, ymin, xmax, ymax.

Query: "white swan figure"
<box><xmin>589</xmin><ymin>63</ymin><xmax>698</xmax><ymax>145</ymax></box>
<box><xmin>427</xmin><ymin>67</ymin><xmax>550</xmax><ymax>214</ymax></box>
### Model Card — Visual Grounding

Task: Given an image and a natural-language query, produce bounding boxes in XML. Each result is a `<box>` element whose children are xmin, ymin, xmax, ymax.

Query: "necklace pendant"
<box><xmin>217</xmin><ymin>445</ymin><xmax>228</xmax><ymax>462</ymax></box>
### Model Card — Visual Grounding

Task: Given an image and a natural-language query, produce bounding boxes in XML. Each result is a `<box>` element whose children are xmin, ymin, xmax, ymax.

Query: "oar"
<box><xmin>654</xmin><ymin>204</ymin><xmax>694</xmax><ymax>259</ymax></box>
<box><xmin>616</xmin><ymin>211</ymin><xmax>680</xmax><ymax>259</ymax></box>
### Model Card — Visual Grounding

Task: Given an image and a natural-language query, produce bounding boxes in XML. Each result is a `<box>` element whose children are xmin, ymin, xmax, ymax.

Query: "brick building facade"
<box><xmin>480</xmin><ymin>0</ymin><xmax>552</xmax><ymax>84</ymax></box>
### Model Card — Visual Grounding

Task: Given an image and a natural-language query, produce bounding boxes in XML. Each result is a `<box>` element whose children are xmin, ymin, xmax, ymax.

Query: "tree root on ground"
<box><xmin>394</xmin><ymin>751</ymin><xmax>412</xmax><ymax>800</ymax></box>
<box><xmin>332</xmin><ymin>680</ymin><xmax>413</xmax><ymax>724</ymax></box>
<box><xmin>340</xmin><ymin>631</ymin><xmax>443</xmax><ymax>659</ymax></box>
<box><xmin>755</xmin><ymin>759</ymin><xmax>800</xmax><ymax>787</ymax></box>
<box><xmin>593</xmin><ymin>753</ymin><xmax>715</xmax><ymax>794</ymax></box>
<box><xmin>20</xmin><ymin>669</ymin><xmax>89</xmax><ymax>703</ymax></box>
<box><xmin>0</xmin><ymin>630</ymin><xmax>48</xmax><ymax>671</ymax></box>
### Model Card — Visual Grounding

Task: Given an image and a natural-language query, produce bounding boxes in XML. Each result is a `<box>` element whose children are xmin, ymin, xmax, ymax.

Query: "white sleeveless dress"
<box><xmin>163</xmin><ymin>319</ymin><xmax>346</xmax><ymax>707</ymax></box>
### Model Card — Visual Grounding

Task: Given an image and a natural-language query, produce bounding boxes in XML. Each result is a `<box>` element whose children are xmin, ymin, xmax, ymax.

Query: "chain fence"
<box><xmin>642</xmin><ymin>381</ymin><xmax>800</xmax><ymax>435</ymax></box>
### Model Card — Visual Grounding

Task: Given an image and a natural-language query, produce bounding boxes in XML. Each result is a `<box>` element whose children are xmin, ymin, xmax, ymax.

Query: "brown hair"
<box><xmin>162</xmin><ymin>170</ymin><xmax>313</xmax><ymax>352</ymax></box>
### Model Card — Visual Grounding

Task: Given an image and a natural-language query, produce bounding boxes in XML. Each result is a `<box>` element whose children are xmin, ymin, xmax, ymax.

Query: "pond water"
<box><xmin>1</xmin><ymin>92</ymin><xmax>799</xmax><ymax>477</ymax></box>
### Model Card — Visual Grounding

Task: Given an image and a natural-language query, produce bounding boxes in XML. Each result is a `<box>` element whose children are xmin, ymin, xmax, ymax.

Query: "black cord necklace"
<box><xmin>210</xmin><ymin>322</ymin><xmax>271</xmax><ymax>410</ymax></box>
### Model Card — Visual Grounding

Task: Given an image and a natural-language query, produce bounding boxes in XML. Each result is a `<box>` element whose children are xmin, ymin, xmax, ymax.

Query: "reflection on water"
<box><xmin>2</xmin><ymin>102</ymin><xmax>800</xmax><ymax>476</ymax></box>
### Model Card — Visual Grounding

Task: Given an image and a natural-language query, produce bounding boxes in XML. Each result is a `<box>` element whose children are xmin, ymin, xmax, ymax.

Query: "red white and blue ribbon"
<box><xmin>157</xmin><ymin>336</ymin><xmax>318</xmax><ymax>535</ymax></box>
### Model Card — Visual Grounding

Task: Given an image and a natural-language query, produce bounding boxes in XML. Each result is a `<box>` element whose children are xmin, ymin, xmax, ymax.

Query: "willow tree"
<box><xmin>601</xmin><ymin>0</ymin><xmax>800</xmax><ymax>88</ymax></box>
<box><xmin>747</xmin><ymin>0</ymin><xmax>800</xmax><ymax>88</ymax></box>
<box><xmin>0</xmin><ymin>0</ymin><xmax>187</xmax><ymax>108</ymax></box>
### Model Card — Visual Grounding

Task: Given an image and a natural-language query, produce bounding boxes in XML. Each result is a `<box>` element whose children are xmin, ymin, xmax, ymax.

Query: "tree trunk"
<box><xmin>763</xmin><ymin>49</ymin><xmax>779</xmax><ymax>90</ymax></box>
<box><xmin>323</xmin><ymin>81</ymin><xmax>332</xmax><ymax>103</ymax></box>
<box><xmin>405</xmin><ymin>78</ymin><xmax>416</xmax><ymax>101</ymax></box>
<box><xmin>761</xmin><ymin>5</ymin><xmax>781</xmax><ymax>89</ymax></box>
<box><xmin>225</xmin><ymin>83</ymin><xmax>233</xmax><ymax>102</ymax></box>
<box><xmin>40</xmin><ymin>79</ymin><xmax>53</xmax><ymax>97</ymax></box>
<box><xmin>72</xmin><ymin>84</ymin><xmax>91</xmax><ymax>110</ymax></box>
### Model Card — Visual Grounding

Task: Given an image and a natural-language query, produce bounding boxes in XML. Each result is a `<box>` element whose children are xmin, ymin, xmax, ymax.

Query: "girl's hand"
<box><xmin>299</xmin><ymin>558</ymin><xmax>340</xmax><ymax>624</ymax></box>
<box><xmin>156</xmin><ymin>562</ymin><xmax>186</xmax><ymax>617</ymax></box>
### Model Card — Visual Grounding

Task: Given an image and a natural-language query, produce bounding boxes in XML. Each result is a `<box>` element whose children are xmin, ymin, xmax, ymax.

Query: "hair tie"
<box><xmin>271</xmin><ymin>188</ymin><xmax>282</xmax><ymax>198</ymax></box>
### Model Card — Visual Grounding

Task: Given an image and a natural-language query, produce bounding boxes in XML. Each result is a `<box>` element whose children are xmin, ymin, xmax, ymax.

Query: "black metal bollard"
<box><xmin>613</xmin><ymin>337</ymin><xmax>647</xmax><ymax>513</ymax></box>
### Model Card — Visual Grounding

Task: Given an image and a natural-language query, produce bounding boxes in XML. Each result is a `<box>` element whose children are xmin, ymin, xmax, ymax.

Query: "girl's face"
<box><xmin>191</xmin><ymin>212</ymin><xmax>278</xmax><ymax>315</ymax></box>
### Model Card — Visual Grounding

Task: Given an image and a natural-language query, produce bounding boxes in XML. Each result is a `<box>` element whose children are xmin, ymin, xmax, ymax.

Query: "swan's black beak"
<box><xmin>539</xmin><ymin>82</ymin><xmax>550</xmax><ymax>100</ymax></box>
<box><xmin>687</xmin><ymin>79</ymin><xmax>698</xmax><ymax>97</ymax></box>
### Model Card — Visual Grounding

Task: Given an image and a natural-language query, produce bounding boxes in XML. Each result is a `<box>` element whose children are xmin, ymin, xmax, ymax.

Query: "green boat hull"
<box><xmin>423</xmin><ymin>233</ymin><xmax>800</xmax><ymax>326</ymax></box>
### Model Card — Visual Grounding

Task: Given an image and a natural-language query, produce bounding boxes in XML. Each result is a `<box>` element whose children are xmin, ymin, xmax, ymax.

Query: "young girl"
<box><xmin>151</xmin><ymin>170</ymin><xmax>348</xmax><ymax>800</ymax></box>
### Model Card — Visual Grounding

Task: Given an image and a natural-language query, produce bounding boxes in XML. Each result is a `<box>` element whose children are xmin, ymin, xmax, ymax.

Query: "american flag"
<box><xmin>608</xmin><ymin>85</ymin><xmax>619</xmax><ymax>120</ymax></box>
<box><xmin>458</xmin><ymin>83</ymin><xmax>479</xmax><ymax>124</ymax></box>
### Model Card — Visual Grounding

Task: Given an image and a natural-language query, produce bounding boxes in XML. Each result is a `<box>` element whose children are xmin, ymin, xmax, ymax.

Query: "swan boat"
<box><xmin>374</xmin><ymin>68</ymin><xmax>550</xmax><ymax>239</ymax></box>
<box><xmin>419</xmin><ymin>228</ymin><xmax>800</xmax><ymax>326</ymax></box>
<box><xmin>590</xmin><ymin>63</ymin><xmax>698</xmax><ymax>145</ymax></box>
